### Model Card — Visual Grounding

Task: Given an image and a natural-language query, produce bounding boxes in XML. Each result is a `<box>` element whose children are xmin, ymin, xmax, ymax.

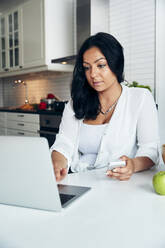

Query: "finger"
<box><xmin>106</xmin><ymin>170</ymin><xmax>113</xmax><ymax>176</ymax></box>
<box><xmin>59</xmin><ymin>174</ymin><xmax>66</xmax><ymax>181</ymax></box>
<box><xmin>120</xmin><ymin>155</ymin><xmax>129</xmax><ymax>161</ymax></box>
<box><xmin>106</xmin><ymin>173</ymin><xmax>117</xmax><ymax>179</ymax></box>
<box><xmin>54</xmin><ymin>168</ymin><xmax>65</xmax><ymax>181</ymax></box>
<box><xmin>112</xmin><ymin>167</ymin><xmax>129</xmax><ymax>174</ymax></box>
<box><xmin>107</xmin><ymin>171</ymin><xmax>123</xmax><ymax>179</ymax></box>
<box><xmin>112</xmin><ymin>173</ymin><xmax>127</xmax><ymax>180</ymax></box>
<box><xmin>107</xmin><ymin>173</ymin><xmax>131</xmax><ymax>180</ymax></box>
<box><xmin>107</xmin><ymin>169</ymin><xmax>131</xmax><ymax>179</ymax></box>
<box><xmin>107</xmin><ymin>169</ymin><xmax>127</xmax><ymax>179</ymax></box>
<box><xmin>118</xmin><ymin>171</ymin><xmax>132</xmax><ymax>179</ymax></box>
<box><xmin>111</xmin><ymin>169</ymin><xmax>132</xmax><ymax>178</ymax></box>
<box><xmin>61</xmin><ymin>168</ymin><xmax>67</xmax><ymax>175</ymax></box>
<box><xmin>111</xmin><ymin>174</ymin><xmax>131</xmax><ymax>180</ymax></box>
<box><xmin>110</xmin><ymin>172</ymin><xmax>121</xmax><ymax>178</ymax></box>
<box><xmin>60</xmin><ymin>168</ymin><xmax>68</xmax><ymax>180</ymax></box>
<box><xmin>111</xmin><ymin>176</ymin><xmax>117</xmax><ymax>179</ymax></box>
<box><xmin>119</xmin><ymin>176</ymin><xmax>130</xmax><ymax>181</ymax></box>
<box><xmin>54</xmin><ymin>170</ymin><xmax>61</xmax><ymax>181</ymax></box>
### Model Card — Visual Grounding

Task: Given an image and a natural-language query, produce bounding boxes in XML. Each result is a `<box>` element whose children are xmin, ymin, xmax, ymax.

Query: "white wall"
<box><xmin>156</xmin><ymin>0</ymin><xmax>165</xmax><ymax>145</ymax></box>
<box><xmin>109</xmin><ymin>0</ymin><xmax>156</xmax><ymax>94</ymax></box>
<box><xmin>109</xmin><ymin>0</ymin><xmax>165</xmax><ymax>144</ymax></box>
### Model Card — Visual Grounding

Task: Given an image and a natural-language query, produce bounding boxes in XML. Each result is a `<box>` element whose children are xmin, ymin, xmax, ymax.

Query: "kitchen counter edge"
<box><xmin>0</xmin><ymin>108</ymin><xmax>63</xmax><ymax>115</ymax></box>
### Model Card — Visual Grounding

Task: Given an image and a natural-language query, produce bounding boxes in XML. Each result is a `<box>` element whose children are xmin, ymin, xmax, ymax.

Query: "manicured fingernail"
<box><xmin>112</xmin><ymin>168</ymin><xmax>117</xmax><ymax>172</ymax></box>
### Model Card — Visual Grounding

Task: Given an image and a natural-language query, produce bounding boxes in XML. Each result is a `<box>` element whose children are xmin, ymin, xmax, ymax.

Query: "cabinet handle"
<box><xmin>17</xmin><ymin>132</ymin><xmax>25</xmax><ymax>135</ymax></box>
<box><xmin>17</xmin><ymin>114</ymin><xmax>24</xmax><ymax>117</ymax></box>
<box><xmin>17</xmin><ymin>123</ymin><xmax>24</xmax><ymax>126</ymax></box>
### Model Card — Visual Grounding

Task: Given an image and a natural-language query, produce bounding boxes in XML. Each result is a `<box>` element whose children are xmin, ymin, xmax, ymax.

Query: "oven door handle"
<box><xmin>38</xmin><ymin>130</ymin><xmax>58</xmax><ymax>135</ymax></box>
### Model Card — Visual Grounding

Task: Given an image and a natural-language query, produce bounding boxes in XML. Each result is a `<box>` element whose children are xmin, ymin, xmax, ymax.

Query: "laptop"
<box><xmin>0</xmin><ymin>136</ymin><xmax>90</xmax><ymax>211</ymax></box>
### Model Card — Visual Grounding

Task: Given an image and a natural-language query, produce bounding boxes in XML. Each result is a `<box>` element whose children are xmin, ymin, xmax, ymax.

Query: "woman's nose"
<box><xmin>90</xmin><ymin>67</ymin><xmax>98</xmax><ymax>78</ymax></box>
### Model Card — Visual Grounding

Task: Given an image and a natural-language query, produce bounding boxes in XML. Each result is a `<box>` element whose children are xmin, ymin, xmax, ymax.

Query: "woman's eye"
<box><xmin>98</xmin><ymin>64</ymin><xmax>106</xmax><ymax>68</ymax></box>
<box><xmin>83</xmin><ymin>66</ymin><xmax>90</xmax><ymax>71</ymax></box>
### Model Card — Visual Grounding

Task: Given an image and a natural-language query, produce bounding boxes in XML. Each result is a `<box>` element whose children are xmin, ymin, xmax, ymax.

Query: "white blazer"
<box><xmin>51</xmin><ymin>85</ymin><xmax>162</xmax><ymax>172</ymax></box>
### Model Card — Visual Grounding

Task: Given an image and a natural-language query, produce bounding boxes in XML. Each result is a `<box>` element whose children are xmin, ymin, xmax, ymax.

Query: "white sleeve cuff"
<box><xmin>50</xmin><ymin>134</ymin><xmax>75</xmax><ymax>168</ymax></box>
<box><xmin>135</xmin><ymin>142</ymin><xmax>163</xmax><ymax>167</ymax></box>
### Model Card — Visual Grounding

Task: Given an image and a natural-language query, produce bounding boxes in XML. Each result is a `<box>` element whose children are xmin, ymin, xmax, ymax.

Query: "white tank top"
<box><xmin>78</xmin><ymin>122</ymin><xmax>108</xmax><ymax>165</ymax></box>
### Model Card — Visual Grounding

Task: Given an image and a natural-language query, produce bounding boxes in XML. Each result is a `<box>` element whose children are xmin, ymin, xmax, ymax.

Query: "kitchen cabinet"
<box><xmin>0</xmin><ymin>7</ymin><xmax>23</xmax><ymax>73</ymax></box>
<box><xmin>22</xmin><ymin>0</ymin><xmax>44</xmax><ymax>69</ymax></box>
<box><xmin>0</xmin><ymin>112</ymin><xmax>7</xmax><ymax>135</ymax></box>
<box><xmin>22</xmin><ymin>0</ymin><xmax>74</xmax><ymax>69</ymax></box>
<box><xmin>6</xmin><ymin>112</ymin><xmax>39</xmax><ymax>137</ymax></box>
<box><xmin>0</xmin><ymin>0</ymin><xmax>74</xmax><ymax>77</ymax></box>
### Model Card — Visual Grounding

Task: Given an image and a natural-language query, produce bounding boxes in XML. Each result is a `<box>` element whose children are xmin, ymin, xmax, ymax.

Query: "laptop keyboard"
<box><xmin>59</xmin><ymin>193</ymin><xmax>75</xmax><ymax>205</ymax></box>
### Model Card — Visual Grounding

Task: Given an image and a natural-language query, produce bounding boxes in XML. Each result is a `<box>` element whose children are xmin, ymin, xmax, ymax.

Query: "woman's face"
<box><xmin>83</xmin><ymin>46</ymin><xmax>118</xmax><ymax>93</ymax></box>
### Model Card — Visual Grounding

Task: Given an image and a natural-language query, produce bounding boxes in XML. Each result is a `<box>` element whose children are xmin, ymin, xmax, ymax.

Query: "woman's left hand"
<box><xmin>106</xmin><ymin>155</ymin><xmax>135</xmax><ymax>181</ymax></box>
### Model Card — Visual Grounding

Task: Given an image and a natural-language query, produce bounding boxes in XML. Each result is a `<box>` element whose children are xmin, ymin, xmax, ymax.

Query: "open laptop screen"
<box><xmin>0</xmin><ymin>136</ymin><xmax>90</xmax><ymax>211</ymax></box>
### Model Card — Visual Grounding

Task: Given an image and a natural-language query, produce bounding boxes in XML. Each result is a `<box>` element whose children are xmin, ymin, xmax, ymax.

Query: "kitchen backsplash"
<box><xmin>0</xmin><ymin>71</ymin><xmax>72</xmax><ymax>107</ymax></box>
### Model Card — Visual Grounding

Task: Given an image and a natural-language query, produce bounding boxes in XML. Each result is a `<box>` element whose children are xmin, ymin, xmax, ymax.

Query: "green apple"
<box><xmin>153</xmin><ymin>171</ymin><xmax>165</xmax><ymax>195</ymax></box>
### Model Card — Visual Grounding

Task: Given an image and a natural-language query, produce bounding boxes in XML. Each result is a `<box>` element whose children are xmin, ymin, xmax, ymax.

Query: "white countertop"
<box><xmin>0</xmin><ymin>167</ymin><xmax>165</xmax><ymax>248</ymax></box>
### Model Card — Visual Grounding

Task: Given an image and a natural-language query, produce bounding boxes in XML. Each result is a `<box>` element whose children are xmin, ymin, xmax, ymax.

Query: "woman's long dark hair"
<box><xmin>71</xmin><ymin>32</ymin><xmax>124</xmax><ymax>120</ymax></box>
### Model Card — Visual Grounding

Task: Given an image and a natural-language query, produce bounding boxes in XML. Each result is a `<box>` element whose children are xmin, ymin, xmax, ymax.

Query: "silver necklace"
<box><xmin>100</xmin><ymin>100</ymin><xmax>118</xmax><ymax>115</ymax></box>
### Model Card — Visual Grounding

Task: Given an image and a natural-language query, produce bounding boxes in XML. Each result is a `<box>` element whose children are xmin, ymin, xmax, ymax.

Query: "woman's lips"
<box><xmin>93</xmin><ymin>81</ymin><xmax>103</xmax><ymax>86</ymax></box>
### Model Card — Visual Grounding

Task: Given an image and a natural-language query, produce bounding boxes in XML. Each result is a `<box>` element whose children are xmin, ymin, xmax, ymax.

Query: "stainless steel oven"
<box><xmin>39</xmin><ymin>114</ymin><xmax>62</xmax><ymax>147</ymax></box>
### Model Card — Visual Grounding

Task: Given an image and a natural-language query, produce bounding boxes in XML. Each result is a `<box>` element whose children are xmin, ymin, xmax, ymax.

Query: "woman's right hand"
<box><xmin>51</xmin><ymin>151</ymin><xmax>68</xmax><ymax>181</ymax></box>
<box><xmin>54</xmin><ymin>167</ymin><xmax>67</xmax><ymax>181</ymax></box>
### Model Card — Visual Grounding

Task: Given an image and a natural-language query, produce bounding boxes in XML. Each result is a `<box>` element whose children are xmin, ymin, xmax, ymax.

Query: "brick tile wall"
<box><xmin>0</xmin><ymin>71</ymin><xmax>72</xmax><ymax>107</ymax></box>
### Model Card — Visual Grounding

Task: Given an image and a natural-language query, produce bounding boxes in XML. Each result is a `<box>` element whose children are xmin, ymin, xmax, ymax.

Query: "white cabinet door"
<box><xmin>6</xmin><ymin>120</ymin><xmax>39</xmax><ymax>133</ymax></box>
<box><xmin>0</xmin><ymin>127</ymin><xmax>7</xmax><ymax>135</ymax></box>
<box><xmin>22</xmin><ymin>0</ymin><xmax>45</xmax><ymax>68</ymax></box>
<box><xmin>0</xmin><ymin>16</ymin><xmax>7</xmax><ymax>71</ymax></box>
<box><xmin>0</xmin><ymin>8</ymin><xmax>23</xmax><ymax>73</ymax></box>
<box><xmin>6</xmin><ymin>112</ymin><xmax>39</xmax><ymax>123</ymax></box>
<box><xmin>0</xmin><ymin>112</ymin><xmax>6</xmax><ymax>125</ymax></box>
<box><xmin>22</xmin><ymin>0</ymin><xmax>74</xmax><ymax>69</ymax></box>
<box><xmin>6</xmin><ymin>129</ymin><xmax>39</xmax><ymax>137</ymax></box>
<box><xmin>7</xmin><ymin>9</ymin><xmax>23</xmax><ymax>71</ymax></box>
<box><xmin>0</xmin><ymin>112</ymin><xmax>7</xmax><ymax>135</ymax></box>
<box><xmin>0</xmin><ymin>0</ymin><xmax>74</xmax><ymax>76</ymax></box>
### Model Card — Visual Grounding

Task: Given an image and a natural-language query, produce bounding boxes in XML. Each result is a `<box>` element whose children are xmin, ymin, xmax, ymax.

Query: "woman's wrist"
<box><xmin>131</xmin><ymin>158</ymin><xmax>136</xmax><ymax>173</ymax></box>
<box><xmin>51</xmin><ymin>151</ymin><xmax>68</xmax><ymax>169</ymax></box>
<box><xmin>131</xmin><ymin>156</ymin><xmax>154</xmax><ymax>173</ymax></box>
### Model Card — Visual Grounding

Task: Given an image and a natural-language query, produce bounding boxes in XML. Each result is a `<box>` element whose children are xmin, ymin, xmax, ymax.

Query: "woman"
<box><xmin>51</xmin><ymin>32</ymin><xmax>161</xmax><ymax>181</ymax></box>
